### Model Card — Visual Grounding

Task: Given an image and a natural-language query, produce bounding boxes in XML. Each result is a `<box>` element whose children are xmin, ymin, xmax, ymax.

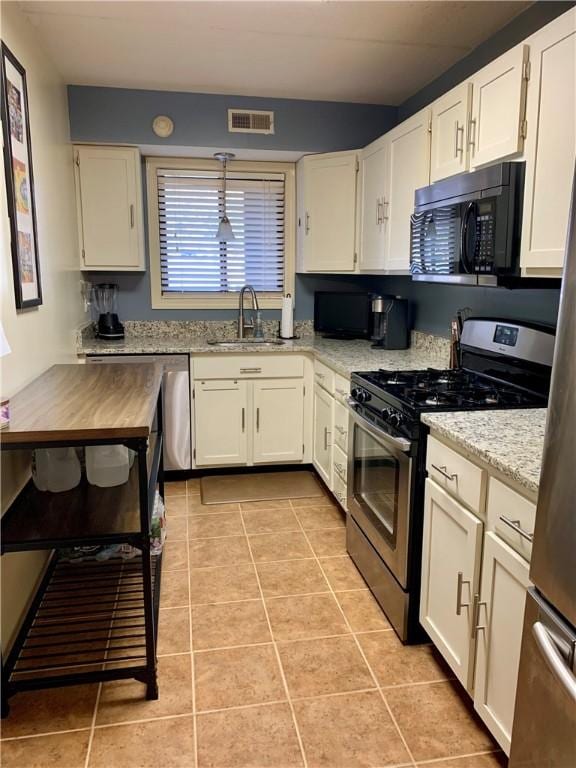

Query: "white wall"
<box><xmin>0</xmin><ymin>2</ymin><xmax>86</xmax><ymax>651</ymax></box>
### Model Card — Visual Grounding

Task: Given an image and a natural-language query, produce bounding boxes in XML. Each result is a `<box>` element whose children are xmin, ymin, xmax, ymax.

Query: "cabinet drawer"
<box><xmin>314</xmin><ymin>360</ymin><xmax>335</xmax><ymax>394</ymax></box>
<box><xmin>333</xmin><ymin>443</ymin><xmax>348</xmax><ymax>484</ymax></box>
<box><xmin>333</xmin><ymin>402</ymin><xmax>349</xmax><ymax>453</ymax></box>
<box><xmin>487</xmin><ymin>478</ymin><xmax>535</xmax><ymax>561</ymax></box>
<box><xmin>426</xmin><ymin>436</ymin><xmax>486</xmax><ymax>514</ymax></box>
<box><xmin>194</xmin><ymin>355</ymin><xmax>304</xmax><ymax>380</ymax></box>
<box><xmin>333</xmin><ymin>470</ymin><xmax>348</xmax><ymax>511</ymax></box>
<box><xmin>334</xmin><ymin>373</ymin><xmax>350</xmax><ymax>404</ymax></box>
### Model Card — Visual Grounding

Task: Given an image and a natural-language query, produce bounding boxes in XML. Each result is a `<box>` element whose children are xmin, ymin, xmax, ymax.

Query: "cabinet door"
<box><xmin>521</xmin><ymin>9</ymin><xmax>576</xmax><ymax>277</ymax></box>
<box><xmin>194</xmin><ymin>380</ymin><xmax>247</xmax><ymax>466</ymax></box>
<box><xmin>470</xmin><ymin>45</ymin><xmax>529</xmax><ymax>169</ymax></box>
<box><xmin>302</xmin><ymin>152</ymin><xmax>358</xmax><ymax>272</ymax></box>
<box><xmin>474</xmin><ymin>532</ymin><xmax>530</xmax><ymax>755</ymax></box>
<box><xmin>358</xmin><ymin>139</ymin><xmax>388</xmax><ymax>271</ymax></box>
<box><xmin>313</xmin><ymin>385</ymin><xmax>334</xmax><ymax>488</ymax></box>
<box><xmin>384</xmin><ymin>108</ymin><xmax>431</xmax><ymax>272</ymax></box>
<box><xmin>420</xmin><ymin>478</ymin><xmax>483</xmax><ymax>690</ymax></box>
<box><xmin>430</xmin><ymin>83</ymin><xmax>472</xmax><ymax>182</ymax></box>
<box><xmin>253</xmin><ymin>380</ymin><xmax>304</xmax><ymax>464</ymax></box>
<box><xmin>74</xmin><ymin>146</ymin><xmax>144</xmax><ymax>270</ymax></box>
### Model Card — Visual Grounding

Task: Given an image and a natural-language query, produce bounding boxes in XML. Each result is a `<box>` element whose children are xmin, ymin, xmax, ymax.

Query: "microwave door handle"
<box><xmin>460</xmin><ymin>202</ymin><xmax>476</xmax><ymax>274</ymax></box>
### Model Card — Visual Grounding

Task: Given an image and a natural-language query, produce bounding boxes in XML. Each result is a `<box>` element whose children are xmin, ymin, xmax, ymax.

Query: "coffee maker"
<box><xmin>92</xmin><ymin>283</ymin><xmax>124</xmax><ymax>340</ymax></box>
<box><xmin>371</xmin><ymin>295</ymin><xmax>409</xmax><ymax>349</ymax></box>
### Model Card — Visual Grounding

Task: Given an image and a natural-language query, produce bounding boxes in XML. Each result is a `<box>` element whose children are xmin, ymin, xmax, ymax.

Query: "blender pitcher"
<box><xmin>92</xmin><ymin>283</ymin><xmax>125</xmax><ymax>340</ymax></box>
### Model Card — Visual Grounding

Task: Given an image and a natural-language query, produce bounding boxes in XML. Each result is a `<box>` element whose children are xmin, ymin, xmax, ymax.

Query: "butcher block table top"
<box><xmin>1</xmin><ymin>363</ymin><xmax>163</xmax><ymax>445</ymax></box>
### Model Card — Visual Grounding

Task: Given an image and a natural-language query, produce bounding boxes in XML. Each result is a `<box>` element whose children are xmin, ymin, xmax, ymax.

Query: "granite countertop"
<box><xmin>421</xmin><ymin>409</ymin><xmax>547</xmax><ymax>494</ymax></box>
<box><xmin>78</xmin><ymin>334</ymin><xmax>450</xmax><ymax>377</ymax></box>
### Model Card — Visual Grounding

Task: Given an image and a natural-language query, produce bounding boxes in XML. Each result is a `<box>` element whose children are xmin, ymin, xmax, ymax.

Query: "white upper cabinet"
<box><xmin>74</xmin><ymin>145</ymin><xmax>145</xmax><ymax>271</ymax></box>
<box><xmin>358</xmin><ymin>109</ymin><xmax>430</xmax><ymax>273</ymax></box>
<box><xmin>469</xmin><ymin>44</ymin><xmax>529</xmax><ymax>169</ymax></box>
<box><xmin>384</xmin><ymin>108</ymin><xmax>431</xmax><ymax>273</ymax></box>
<box><xmin>430</xmin><ymin>83</ymin><xmax>472</xmax><ymax>182</ymax></box>
<box><xmin>358</xmin><ymin>137</ymin><xmax>387</xmax><ymax>272</ymax></box>
<box><xmin>297</xmin><ymin>151</ymin><xmax>358</xmax><ymax>273</ymax></box>
<box><xmin>473</xmin><ymin>532</ymin><xmax>531</xmax><ymax>756</ymax></box>
<box><xmin>520</xmin><ymin>8</ymin><xmax>576</xmax><ymax>277</ymax></box>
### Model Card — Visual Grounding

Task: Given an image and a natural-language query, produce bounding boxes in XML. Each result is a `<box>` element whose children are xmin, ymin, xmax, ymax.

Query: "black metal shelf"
<box><xmin>1</xmin><ymin>388</ymin><xmax>165</xmax><ymax>717</ymax></box>
<box><xmin>4</xmin><ymin>553</ymin><xmax>162</xmax><ymax>693</ymax></box>
<box><xmin>1</xmin><ymin>432</ymin><xmax>162</xmax><ymax>553</ymax></box>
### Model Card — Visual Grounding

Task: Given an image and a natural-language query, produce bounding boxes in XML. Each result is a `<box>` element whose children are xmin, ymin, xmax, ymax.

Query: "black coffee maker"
<box><xmin>371</xmin><ymin>295</ymin><xmax>409</xmax><ymax>349</ymax></box>
<box><xmin>92</xmin><ymin>283</ymin><xmax>125</xmax><ymax>340</ymax></box>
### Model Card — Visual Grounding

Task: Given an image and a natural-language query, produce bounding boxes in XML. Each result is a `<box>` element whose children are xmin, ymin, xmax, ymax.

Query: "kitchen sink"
<box><xmin>207</xmin><ymin>339</ymin><xmax>286</xmax><ymax>347</ymax></box>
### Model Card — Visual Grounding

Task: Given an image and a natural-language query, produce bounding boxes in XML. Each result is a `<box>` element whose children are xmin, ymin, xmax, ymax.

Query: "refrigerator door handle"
<box><xmin>533</xmin><ymin>621</ymin><xmax>576</xmax><ymax>704</ymax></box>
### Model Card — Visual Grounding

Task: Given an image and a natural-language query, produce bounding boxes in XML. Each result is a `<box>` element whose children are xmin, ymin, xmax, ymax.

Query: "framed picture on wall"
<box><xmin>0</xmin><ymin>42</ymin><xmax>42</xmax><ymax>309</ymax></box>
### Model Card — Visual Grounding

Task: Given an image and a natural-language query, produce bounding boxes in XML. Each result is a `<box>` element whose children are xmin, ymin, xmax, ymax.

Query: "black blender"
<box><xmin>92</xmin><ymin>283</ymin><xmax>124</xmax><ymax>340</ymax></box>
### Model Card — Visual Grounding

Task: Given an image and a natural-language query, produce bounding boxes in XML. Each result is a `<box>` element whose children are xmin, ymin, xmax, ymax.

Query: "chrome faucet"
<box><xmin>238</xmin><ymin>285</ymin><xmax>260</xmax><ymax>339</ymax></box>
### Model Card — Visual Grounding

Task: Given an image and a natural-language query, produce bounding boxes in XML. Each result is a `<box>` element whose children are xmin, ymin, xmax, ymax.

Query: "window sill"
<box><xmin>151</xmin><ymin>294</ymin><xmax>286</xmax><ymax>310</ymax></box>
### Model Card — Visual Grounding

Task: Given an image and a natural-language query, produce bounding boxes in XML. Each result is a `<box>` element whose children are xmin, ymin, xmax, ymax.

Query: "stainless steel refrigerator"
<box><xmin>509</xmin><ymin>172</ymin><xmax>576</xmax><ymax>766</ymax></box>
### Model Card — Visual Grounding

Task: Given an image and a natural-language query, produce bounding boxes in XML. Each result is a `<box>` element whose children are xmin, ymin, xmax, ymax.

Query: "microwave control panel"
<box><xmin>474</xmin><ymin>202</ymin><xmax>495</xmax><ymax>273</ymax></box>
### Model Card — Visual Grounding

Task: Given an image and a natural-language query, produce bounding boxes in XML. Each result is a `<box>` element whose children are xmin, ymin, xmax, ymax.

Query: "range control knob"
<box><xmin>388</xmin><ymin>412</ymin><xmax>402</xmax><ymax>428</ymax></box>
<box><xmin>351</xmin><ymin>387</ymin><xmax>371</xmax><ymax>404</ymax></box>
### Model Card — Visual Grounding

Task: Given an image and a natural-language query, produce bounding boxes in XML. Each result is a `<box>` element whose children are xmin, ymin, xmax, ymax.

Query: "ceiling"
<box><xmin>17</xmin><ymin>0</ymin><xmax>531</xmax><ymax>105</ymax></box>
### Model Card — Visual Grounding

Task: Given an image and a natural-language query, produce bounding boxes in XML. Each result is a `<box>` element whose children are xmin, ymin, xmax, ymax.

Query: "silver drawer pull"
<box><xmin>471</xmin><ymin>593</ymin><xmax>487</xmax><ymax>639</ymax></box>
<box><xmin>431</xmin><ymin>463</ymin><xmax>457</xmax><ymax>481</ymax></box>
<box><xmin>240</xmin><ymin>367</ymin><xmax>262</xmax><ymax>374</ymax></box>
<box><xmin>334</xmin><ymin>461</ymin><xmax>346</xmax><ymax>477</ymax></box>
<box><xmin>315</xmin><ymin>372</ymin><xmax>325</xmax><ymax>380</ymax></box>
<box><xmin>334</xmin><ymin>425</ymin><xmax>347</xmax><ymax>436</ymax></box>
<box><xmin>335</xmin><ymin>388</ymin><xmax>348</xmax><ymax>397</ymax></box>
<box><xmin>456</xmin><ymin>571</ymin><xmax>470</xmax><ymax>616</ymax></box>
<box><xmin>499</xmin><ymin>515</ymin><xmax>534</xmax><ymax>543</ymax></box>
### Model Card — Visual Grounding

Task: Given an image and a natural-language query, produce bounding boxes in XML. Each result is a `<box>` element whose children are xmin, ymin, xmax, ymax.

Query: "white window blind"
<box><xmin>157</xmin><ymin>169</ymin><xmax>285</xmax><ymax>294</ymax></box>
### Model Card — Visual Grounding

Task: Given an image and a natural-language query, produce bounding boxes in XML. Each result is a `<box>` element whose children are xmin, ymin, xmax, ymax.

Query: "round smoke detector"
<box><xmin>152</xmin><ymin>115</ymin><xmax>174</xmax><ymax>138</ymax></box>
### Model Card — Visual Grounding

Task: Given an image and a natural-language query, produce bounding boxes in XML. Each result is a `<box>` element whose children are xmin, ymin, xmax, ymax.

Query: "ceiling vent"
<box><xmin>228</xmin><ymin>109</ymin><xmax>275</xmax><ymax>135</ymax></box>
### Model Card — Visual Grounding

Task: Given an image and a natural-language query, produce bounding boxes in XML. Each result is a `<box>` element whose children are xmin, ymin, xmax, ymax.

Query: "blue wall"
<box><xmin>68</xmin><ymin>87</ymin><xmax>397</xmax><ymax>153</ymax></box>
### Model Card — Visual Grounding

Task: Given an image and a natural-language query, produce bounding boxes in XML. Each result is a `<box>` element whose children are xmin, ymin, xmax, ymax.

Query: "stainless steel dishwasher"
<box><xmin>87</xmin><ymin>354</ymin><xmax>192</xmax><ymax>471</ymax></box>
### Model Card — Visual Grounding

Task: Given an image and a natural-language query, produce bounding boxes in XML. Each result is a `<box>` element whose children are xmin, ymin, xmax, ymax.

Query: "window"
<box><xmin>147</xmin><ymin>158</ymin><xmax>295</xmax><ymax>309</ymax></box>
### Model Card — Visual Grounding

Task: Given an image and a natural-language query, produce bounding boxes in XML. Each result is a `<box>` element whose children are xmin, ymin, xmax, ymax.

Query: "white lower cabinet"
<box><xmin>420</xmin><ymin>479</ymin><xmax>483</xmax><ymax>690</ymax></box>
<box><xmin>421</xmin><ymin>434</ymin><xmax>535</xmax><ymax>756</ymax></box>
<box><xmin>194</xmin><ymin>380</ymin><xmax>248</xmax><ymax>466</ymax></box>
<box><xmin>473</xmin><ymin>532</ymin><xmax>530</xmax><ymax>756</ymax></box>
<box><xmin>313</xmin><ymin>384</ymin><xmax>334</xmax><ymax>487</ymax></box>
<box><xmin>253</xmin><ymin>380</ymin><xmax>304</xmax><ymax>464</ymax></box>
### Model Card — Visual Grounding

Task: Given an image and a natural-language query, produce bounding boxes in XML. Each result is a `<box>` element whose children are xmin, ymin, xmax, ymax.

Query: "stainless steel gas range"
<box><xmin>345</xmin><ymin>318</ymin><xmax>555</xmax><ymax>643</ymax></box>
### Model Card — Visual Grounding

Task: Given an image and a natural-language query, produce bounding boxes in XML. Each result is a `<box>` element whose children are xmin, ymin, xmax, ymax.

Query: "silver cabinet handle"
<box><xmin>241</xmin><ymin>407</ymin><xmax>245</xmax><ymax>432</ymax></box>
<box><xmin>456</xmin><ymin>571</ymin><xmax>470</xmax><ymax>616</ymax></box>
<box><xmin>130</xmin><ymin>204</ymin><xmax>135</xmax><ymax>229</ymax></box>
<box><xmin>256</xmin><ymin>407</ymin><xmax>260</xmax><ymax>432</ymax></box>
<box><xmin>334</xmin><ymin>461</ymin><xmax>346</xmax><ymax>478</ymax></box>
<box><xmin>471</xmin><ymin>593</ymin><xmax>487</xmax><ymax>639</ymax></box>
<box><xmin>305</xmin><ymin>212</ymin><xmax>310</xmax><ymax>235</ymax></box>
<box><xmin>376</xmin><ymin>198</ymin><xmax>384</xmax><ymax>225</ymax></box>
<box><xmin>431</xmin><ymin>463</ymin><xmax>457</xmax><ymax>481</ymax></box>
<box><xmin>335</xmin><ymin>388</ymin><xmax>348</xmax><ymax>397</ymax></box>
<box><xmin>315</xmin><ymin>372</ymin><xmax>325</xmax><ymax>380</ymax></box>
<box><xmin>382</xmin><ymin>199</ymin><xmax>389</xmax><ymax>220</ymax></box>
<box><xmin>240</xmin><ymin>367</ymin><xmax>262</xmax><ymax>374</ymax></box>
<box><xmin>324</xmin><ymin>426</ymin><xmax>331</xmax><ymax>450</ymax></box>
<box><xmin>454</xmin><ymin>121</ymin><xmax>460</xmax><ymax>158</ymax></box>
<box><xmin>533</xmin><ymin>622</ymin><xmax>576</xmax><ymax>703</ymax></box>
<box><xmin>334</xmin><ymin>424</ymin><xmax>347</xmax><ymax>436</ymax></box>
<box><xmin>468</xmin><ymin>117</ymin><xmax>476</xmax><ymax>153</ymax></box>
<box><xmin>499</xmin><ymin>515</ymin><xmax>534</xmax><ymax>543</ymax></box>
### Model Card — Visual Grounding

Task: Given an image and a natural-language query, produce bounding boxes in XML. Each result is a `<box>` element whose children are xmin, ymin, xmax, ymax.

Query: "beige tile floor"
<box><xmin>0</xmin><ymin>476</ymin><xmax>507</xmax><ymax>768</ymax></box>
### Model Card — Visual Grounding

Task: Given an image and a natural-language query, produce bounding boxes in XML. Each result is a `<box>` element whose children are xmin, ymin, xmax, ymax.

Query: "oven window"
<box><xmin>353</xmin><ymin>424</ymin><xmax>399</xmax><ymax>545</ymax></box>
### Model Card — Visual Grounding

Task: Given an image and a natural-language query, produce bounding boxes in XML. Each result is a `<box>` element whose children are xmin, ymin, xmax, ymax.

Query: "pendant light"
<box><xmin>214</xmin><ymin>152</ymin><xmax>235</xmax><ymax>241</ymax></box>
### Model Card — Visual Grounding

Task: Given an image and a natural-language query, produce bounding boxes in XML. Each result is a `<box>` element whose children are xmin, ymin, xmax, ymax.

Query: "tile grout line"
<box><xmin>237</xmin><ymin>509</ymin><xmax>309</xmax><ymax>768</ymax></box>
<box><xmin>413</xmin><ymin>749</ymin><xmax>505</xmax><ymax>766</ymax></box>
<box><xmin>289</xmin><ymin>499</ymin><xmax>418</xmax><ymax>768</ymax></box>
<box><xmin>183</xmin><ymin>484</ymin><xmax>199</xmax><ymax>768</ymax></box>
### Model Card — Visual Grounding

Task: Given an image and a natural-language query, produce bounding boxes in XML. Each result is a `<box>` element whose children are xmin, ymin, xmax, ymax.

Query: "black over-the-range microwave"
<box><xmin>410</xmin><ymin>162</ymin><xmax>526</xmax><ymax>286</ymax></box>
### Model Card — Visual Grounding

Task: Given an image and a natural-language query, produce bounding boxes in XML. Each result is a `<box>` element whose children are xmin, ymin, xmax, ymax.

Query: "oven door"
<box><xmin>346</xmin><ymin>402</ymin><xmax>412</xmax><ymax>588</ymax></box>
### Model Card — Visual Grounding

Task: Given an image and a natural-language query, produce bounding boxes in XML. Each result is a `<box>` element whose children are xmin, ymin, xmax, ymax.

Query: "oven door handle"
<box><xmin>346</xmin><ymin>397</ymin><xmax>412</xmax><ymax>453</ymax></box>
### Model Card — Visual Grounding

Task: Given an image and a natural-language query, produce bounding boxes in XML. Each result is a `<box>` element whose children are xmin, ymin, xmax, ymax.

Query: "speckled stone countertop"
<box><xmin>422</xmin><ymin>409</ymin><xmax>547</xmax><ymax>494</ymax></box>
<box><xmin>78</xmin><ymin>328</ymin><xmax>450</xmax><ymax>378</ymax></box>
